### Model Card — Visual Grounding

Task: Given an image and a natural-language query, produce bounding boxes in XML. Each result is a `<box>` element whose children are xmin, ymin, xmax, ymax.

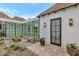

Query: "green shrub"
<box><xmin>9</xmin><ymin>44</ymin><xmax>15</xmax><ymax>48</ymax></box>
<box><xmin>9</xmin><ymin>44</ymin><xmax>24</xmax><ymax>50</ymax></box>
<box><xmin>13</xmin><ymin>45</ymin><xmax>21</xmax><ymax>50</ymax></box>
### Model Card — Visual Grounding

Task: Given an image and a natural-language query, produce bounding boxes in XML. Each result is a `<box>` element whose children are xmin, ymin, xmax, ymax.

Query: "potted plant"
<box><xmin>40</xmin><ymin>38</ymin><xmax>45</xmax><ymax>46</ymax></box>
<box><xmin>66</xmin><ymin>43</ymin><xmax>78</xmax><ymax>56</ymax></box>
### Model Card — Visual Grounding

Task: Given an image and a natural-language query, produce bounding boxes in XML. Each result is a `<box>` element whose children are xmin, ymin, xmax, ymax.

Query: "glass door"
<box><xmin>50</xmin><ymin>18</ymin><xmax>61</xmax><ymax>46</ymax></box>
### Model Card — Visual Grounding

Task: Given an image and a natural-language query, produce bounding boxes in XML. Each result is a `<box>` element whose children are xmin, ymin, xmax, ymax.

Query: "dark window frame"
<box><xmin>50</xmin><ymin>17</ymin><xmax>61</xmax><ymax>46</ymax></box>
<box><xmin>0</xmin><ymin>24</ymin><xmax>2</xmax><ymax>29</ymax></box>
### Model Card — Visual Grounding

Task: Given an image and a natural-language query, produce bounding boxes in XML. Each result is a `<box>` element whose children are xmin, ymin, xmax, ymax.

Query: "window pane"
<box><xmin>52</xmin><ymin>32</ymin><xmax>55</xmax><ymax>37</ymax></box>
<box><xmin>52</xmin><ymin>26</ymin><xmax>55</xmax><ymax>31</ymax></box>
<box><xmin>52</xmin><ymin>36</ymin><xmax>56</xmax><ymax>43</ymax></box>
<box><xmin>56</xmin><ymin>20</ymin><xmax>60</xmax><ymax>25</ymax></box>
<box><xmin>56</xmin><ymin>32</ymin><xmax>60</xmax><ymax>38</ymax></box>
<box><xmin>56</xmin><ymin>26</ymin><xmax>60</xmax><ymax>31</ymax></box>
<box><xmin>55</xmin><ymin>38</ymin><xmax>60</xmax><ymax>44</ymax></box>
<box><xmin>52</xmin><ymin>21</ymin><xmax>55</xmax><ymax>25</ymax></box>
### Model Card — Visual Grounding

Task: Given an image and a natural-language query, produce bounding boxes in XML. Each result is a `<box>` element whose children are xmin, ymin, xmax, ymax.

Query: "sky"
<box><xmin>0</xmin><ymin>3</ymin><xmax>54</xmax><ymax>19</ymax></box>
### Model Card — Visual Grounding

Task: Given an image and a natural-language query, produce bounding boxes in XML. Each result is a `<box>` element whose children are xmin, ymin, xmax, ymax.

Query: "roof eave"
<box><xmin>37</xmin><ymin>3</ymin><xmax>78</xmax><ymax>17</ymax></box>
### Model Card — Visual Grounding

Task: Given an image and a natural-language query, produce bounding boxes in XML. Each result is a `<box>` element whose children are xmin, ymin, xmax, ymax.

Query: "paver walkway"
<box><xmin>27</xmin><ymin>42</ymin><xmax>69</xmax><ymax>56</ymax></box>
<box><xmin>4</xmin><ymin>38</ymin><xmax>33</xmax><ymax>48</ymax></box>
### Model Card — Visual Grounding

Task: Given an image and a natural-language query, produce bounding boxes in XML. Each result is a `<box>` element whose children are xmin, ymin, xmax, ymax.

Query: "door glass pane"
<box><xmin>56</xmin><ymin>20</ymin><xmax>60</xmax><ymax>25</ymax></box>
<box><xmin>55</xmin><ymin>32</ymin><xmax>60</xmax><ymax>37</ymax></box>
<box><xmin>52</xmin><ymin>26</ymin><xmax>55</xmax><ymax>31</ymax></box>
<box><xmin>52</xmin><ymin>21</ymin><xmax>55</xmax><ymax>25</ymax></box>
<box><xmin>52</xmin><ymin>30</ymin><xmax>56</xmax><ymax>43</ymax></box>
<box><xmin>52</xmin><ymin>32</ymin><xmax>55</xmax><ymax>37</ymax></box>
<box><xmin>56</xmin><ymin>26</ymin><xmax>60</xmax><ymax>31</ymax></box>
<box><xmin>56</xmin><ymin>37</ymin><xmax>60</xmax><ymax>44</ymax></box>
<box><xmin>51</xmin><ymin>18</ymin><xmax>61</xmax><ymax>45</ymax></box>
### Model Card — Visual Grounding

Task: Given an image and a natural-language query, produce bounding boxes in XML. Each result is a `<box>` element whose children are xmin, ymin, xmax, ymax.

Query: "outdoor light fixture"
<box><xmin>69</xmin><ymin>19</ymin><xmax>73</xmax><ymax>26</ymax></box>
<box><xmin>44</xmin><ymin>22</ymin><xmax>46</xmax><ymax>28</ymax></box>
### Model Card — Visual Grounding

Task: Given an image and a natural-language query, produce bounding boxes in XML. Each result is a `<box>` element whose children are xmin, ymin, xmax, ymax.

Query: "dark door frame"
<box><xmin>50</xmin><ymin>17</ymin><xmax>61</xmax><ymax>46</ymax></box>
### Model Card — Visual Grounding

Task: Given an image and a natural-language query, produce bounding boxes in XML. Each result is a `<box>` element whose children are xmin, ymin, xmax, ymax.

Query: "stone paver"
<box><xmin>27</xmin><ymin>42</ymin><xmax>69</xmax><ymax>56</ymax></box>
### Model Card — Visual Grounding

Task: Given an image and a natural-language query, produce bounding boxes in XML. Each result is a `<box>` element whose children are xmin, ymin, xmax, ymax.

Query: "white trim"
<box><xmin>0</xmin><ymin>17</ymin><xmax>39</xmax><ymax>23</ymax></box>
<box><xmin>25</xmin><ymin>17</ymin><xmax>39</xmax><ymax>23</ymax></box>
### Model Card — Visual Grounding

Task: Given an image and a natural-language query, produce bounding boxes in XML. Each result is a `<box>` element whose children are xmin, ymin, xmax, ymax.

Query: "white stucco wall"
<box><xmin>40</xmin><ymin>5</ymin><xmax>79</xmax><ymax>47</ymax></box>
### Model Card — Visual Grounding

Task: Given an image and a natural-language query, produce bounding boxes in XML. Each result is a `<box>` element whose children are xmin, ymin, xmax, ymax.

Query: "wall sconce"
<box><xmin>44</xmin><ymin>22</ymin><xmax>46</xmax><ymax>28</ymax></box>
<box><xmin>69</xmin><ymin>19</ymin><xmax>73</xmax><ymax>26</ymax></box>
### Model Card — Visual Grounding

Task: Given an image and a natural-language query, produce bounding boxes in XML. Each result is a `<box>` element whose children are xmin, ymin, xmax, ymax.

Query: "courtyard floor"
<box><xmin>0</xmin><ymin>37</ymin><xmax>69</xmax><ymax>56</ymax></box>
<box><xmin>0</xmin><ymin>37</ymin><xmax>37</xmax><ymax>56</ymax></box>
<box><xmin>27</xmin><ymin>42</ymin><xmax>69</xmax><ymax>56</ymax></box>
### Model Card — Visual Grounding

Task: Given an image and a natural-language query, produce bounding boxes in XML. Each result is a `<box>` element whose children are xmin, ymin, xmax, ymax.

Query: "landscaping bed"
<box><xmin>0</xmin><ymin>37</ymin><xmax>38</xmax><ymax>56</ymax></box>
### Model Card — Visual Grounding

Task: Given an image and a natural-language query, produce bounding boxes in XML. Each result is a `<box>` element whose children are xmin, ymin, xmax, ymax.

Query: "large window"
<box><xmin>25</xmin><ymin>20</ymin><xmax>39</xmax><ymax>40</ymax></box>
<box><xmin>50</xmin><ymin>18</ymin><xmax>61</xmax><ymax>46</ymax></box>
<box><xmin>16</xmin><ymin>23</ymin><xmax>22</xmax><ymax>36</ymax></box>
<box><xmin>6</xmin><ymin>22</ymin><xmax>13</xmax><ymax>37</ymax></box>
<box><xmin>22</xmin><ymin>23</ymin><xmax>26</xmax><ymax>36</ymax></box>
<box><xmin>0</xmin><ymin>20</ymin><xmax>39</xmax><ymax>40</ymax></box>
<box><xmin>34</xmin><ymin>20</ymin><xmax>39</xmax><ymax>39</ymax></box>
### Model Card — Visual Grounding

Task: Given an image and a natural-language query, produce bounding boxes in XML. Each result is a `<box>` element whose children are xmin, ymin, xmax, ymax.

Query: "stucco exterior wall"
<box><xmin>40</xmin><ymin>5</ymin><xmax>79</xmax><ymax>47</ymax></box>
